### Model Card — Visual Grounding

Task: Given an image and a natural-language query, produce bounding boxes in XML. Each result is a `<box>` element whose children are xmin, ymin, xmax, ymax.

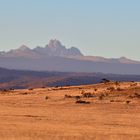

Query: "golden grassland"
<box><xmin>0</xmin><ymin>82</ymin><xmax>140</xmax><ymax>140</ymax></box>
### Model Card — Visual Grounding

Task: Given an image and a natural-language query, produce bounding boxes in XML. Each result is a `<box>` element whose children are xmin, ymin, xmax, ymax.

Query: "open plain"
<box><xmin>0</xmin><ymin>82</ymin><xmax>140</xmax><ymax>140</ymax></box>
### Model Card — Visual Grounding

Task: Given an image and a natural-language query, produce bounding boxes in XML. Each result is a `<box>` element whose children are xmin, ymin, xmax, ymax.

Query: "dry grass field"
<box><xmin>0</xmin><ymin>82</ymin><xmax>140</xmax><ymax>140</ymax></box>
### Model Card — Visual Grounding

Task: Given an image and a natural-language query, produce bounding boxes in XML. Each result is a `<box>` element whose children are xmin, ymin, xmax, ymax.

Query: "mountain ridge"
<box><xmin>0</xmin><ymin>39</ymin><xmax>139</xmax><ymax>64</ymax></box>
<box><xmin>0</xmin><ymin>39</ymin><xmax>140</xmax><ymax>74</ymax></box>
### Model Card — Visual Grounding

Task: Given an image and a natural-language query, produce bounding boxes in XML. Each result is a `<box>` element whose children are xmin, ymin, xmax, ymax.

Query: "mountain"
<box><xmin>2</xmin><ymin>45</ymin><xmax>40</xmax><ymax>58</ymax></box>
<box><xmin>0</xmin><ymin>67</ymin><xmax>140</xmax><ymax>89</ymax></box>
<box><xmin>0</xmin><ymin>39</ymin><xmax>140</xmax><ymax>74</ymax></box>
<box><xmin>0</xmin><ymin>40</ymin><xmax>83</xmax><ymax>58</ymax></box>
<box><xmin>33</xmin><ymin>39</ymin><xmax>83</xmax><ymax>57</ymax></box>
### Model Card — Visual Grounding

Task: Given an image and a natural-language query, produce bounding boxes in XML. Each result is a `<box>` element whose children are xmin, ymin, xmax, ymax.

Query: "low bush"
<box><xmin>126</xmin><ymin>100</ymin><xmax>131</xmax><ymax>104</ymax></box>
<box><xmin>76</xmin><ymin>100</ymin><xmax>90</xmax><ymax>104</ymax></box>
<box><xmin>110</xmin><ymin>100</ymin><xmax>115</xmax><ymax>102</ymax></box>
<box><xmin>65</xmin><ymin>94</ymin><xmax>72</xmax><ymax>98</ymax></box>
<box><xmin>82</xmin><ymin>92</ymin><xmax>94</xmax><ymax>98</ymax></box>
<box><xmin>28</xmin><ymin>88</ymin><xmax>33</xmax><ymax>91</ymax></box>
<box><xmin>107</xmin><ymin>87</ymin><xmax>115</xmax><ymax>91</ymax></box>
<box><xmin>45</xmin><ymin>96</ymin><xmax>49</xmax><ymax>100</ymax></box>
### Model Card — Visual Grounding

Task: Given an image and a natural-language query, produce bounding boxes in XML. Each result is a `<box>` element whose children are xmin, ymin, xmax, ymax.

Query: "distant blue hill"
<box><xmin>0</xmin><ymin>67</ymin><xmax>140</xmax><ymax>89</ymax></box>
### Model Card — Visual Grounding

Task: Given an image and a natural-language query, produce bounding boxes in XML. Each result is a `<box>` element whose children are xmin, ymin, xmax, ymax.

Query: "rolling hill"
<box><xmin>0</xmin><ymin>67</ymin><xmax>140</xmax><ymax>89</ymax></box>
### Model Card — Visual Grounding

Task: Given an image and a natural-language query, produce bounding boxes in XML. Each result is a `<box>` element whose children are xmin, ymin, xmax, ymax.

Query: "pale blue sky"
<box><xmin>0</xmin><ymin>0</ymin><xmax>140</xmax><ymax>60</ymax></box>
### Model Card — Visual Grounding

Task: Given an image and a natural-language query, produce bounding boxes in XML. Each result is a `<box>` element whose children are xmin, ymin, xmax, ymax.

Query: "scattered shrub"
<box><xmin>128</xmin><ymin>93</ymin><xmax>140</xmax><ymax>99</ymax></box>
<box><xmin>94</xmin><ymin>89</ymin><xmax>98</xmax><ymax>92</ymax></box>
<box><xmin>107</xmin><ymin>87</ymin><xmax>115</xmax><ymax>91</ymax></box>
<box><xmin>126</xmin><ymin>100</ymin><xmax>131</xmax><ymax>104</ymax></box>
<box><xmin>128</xmin><ymin>95</ymin><xmax>134</xmax><ymax>98</ymax></box>
<box><xmin>28</xmin><ymin>88</ymin><xmax>33</xmax><ymax>91</ymax></box>
<box><xmin>98</xmin><ymin>94</ymin><xmax>105</xmax><ymax>100</ymax></box>
<box><xmin>101</xmin><ymin>78</ymin><xmax>110</xmax><ymax>83</ymax></box>
<box><xmin>65</xmin><ymin>94</ymin><xmax>72</xmax><ymax>98</ymax></box>
<box><xmin>75</xmin><ymin>96</ymin><xmax>81</xmax><ymax>100</ymax></box>
<box><xmin>81</xmin><ymin>90</ymin><xmax>85</xmax><ymax>95</ymax></box>
<box><xmin>115</xmin><ymin>81</ymin><xmax>120</xmax><ymax>86</ymax></box>
<box><xmin>10</xmin><ymin>88</ymin><xmax>14</xmax><ymax>91</ymax></box>
<box><xmin>116</xmin><ymin>87</ymin><xmax>123</xmax><ymax>91</ymax></box>
<box><xmin>82</xmin><ymin>92</ymin><xmax>94</xmax><ymax>98</ymax></box>
<box><xmin>65</xmin><ymin>94</ymin><xmax>82</xmax><ymax>99</ymax></box>
<box><xmin>21</xmin><ymin>92</ymin><xmax>28</xmax><ymax>95</ymax></box>
<box><xmin>76</xmin><ymin>100</ymin><xmax>90</xmax><ymax>104</ymax></box>
<box><xmin>110</xmin><ymin>100</ymin><xmax>115</xmax><ymax>102</ymax></box>
<box><xmin>2</xmin><ymin>89</ymin><xmax>9</xmax><ymax>92</ymax></box>
<box><xmin>130</xmin><ymin>83</ymin><xmax>137</xmax><ymax>87</ymax></box>
<box><xmin>134</xmin><ymin>93</ymin><xmax>140</xmax><ymax>98</ymax></box>
<box><xmin>45</xmin><ymin>96</ymin><xmax>49</xmax><ymax>100</ymax></box>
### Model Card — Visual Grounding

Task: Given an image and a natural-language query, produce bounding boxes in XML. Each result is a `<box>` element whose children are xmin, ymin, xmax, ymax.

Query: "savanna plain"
<box><xmin>0</xmin><ymin>82</ymin><xmax>140</xmax><ymax>140</ymax></box>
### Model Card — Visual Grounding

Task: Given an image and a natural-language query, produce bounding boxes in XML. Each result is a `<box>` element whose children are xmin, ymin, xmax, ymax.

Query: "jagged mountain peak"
<box><xmin>46</xmin><ymin>39</ymin><xmax>66</xmax><ymax>52</ymax></box>
<box><xmin>33</xmin><ymin>39</ymin><xmax>83</xmax><ymax>57</ymax></box>
<box><xmin>3</xmin><ymin>39</ymin><xmax>83</xmax><ymax>57</ymax></box>
<box><xmin>47</xmin><ymin>39</ymin><xmax>65</xmax><ymax>49</ymax></box>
